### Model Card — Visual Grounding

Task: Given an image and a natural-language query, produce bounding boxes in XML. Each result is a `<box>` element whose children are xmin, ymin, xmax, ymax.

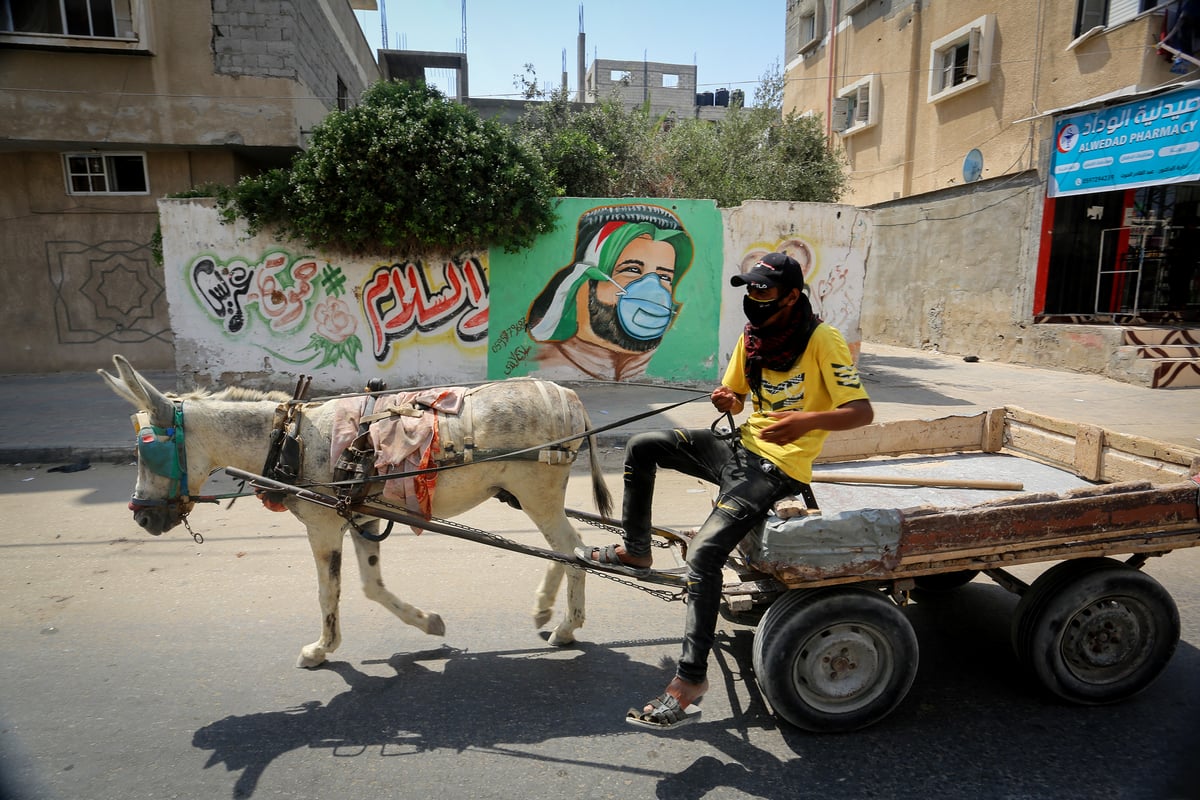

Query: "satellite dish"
<box><xmin>963</xmin><ymin>149</ymin><xmax>984</xmax><ymax>183</ymax></box>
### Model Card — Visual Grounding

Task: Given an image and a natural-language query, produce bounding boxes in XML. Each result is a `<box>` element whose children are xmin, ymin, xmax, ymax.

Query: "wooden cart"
<box><xmin>231</xmin><ymin>405</ymin><xmax>1200</xmax><ymax>734</ymax></box>
<box><xmin>712</xmin><ymin>406</ymin><xmax>1200</xmax><ymax>732</ymax></box>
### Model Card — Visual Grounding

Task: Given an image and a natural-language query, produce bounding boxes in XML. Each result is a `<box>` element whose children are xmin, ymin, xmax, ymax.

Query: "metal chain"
<box><xmin>368</xmin><ymin>496</ymin><xmax>685</xmax><ymax>602</ymax></box>
<box><xmin>181</xmin><ymin>515</ymin><xmax>204</xmax><ymax>544</ymax></box>
<box><xmin>564</xmin><ymin>510</ymin><xmax>673</xmax><ymax>549</ymax></box>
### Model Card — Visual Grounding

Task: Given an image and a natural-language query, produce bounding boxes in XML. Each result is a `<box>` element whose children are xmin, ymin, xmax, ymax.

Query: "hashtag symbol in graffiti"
<box><xmin>320</xmin><ymin>265</ymin><xmax>347</xmax><ymax>297</ymax></box>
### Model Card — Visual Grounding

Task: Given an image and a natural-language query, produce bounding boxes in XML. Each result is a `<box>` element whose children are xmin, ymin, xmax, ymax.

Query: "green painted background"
<box><xmin>487</xmin><ymin>197</ymin><xmax>723</xmax><ymax>382</ymax></box>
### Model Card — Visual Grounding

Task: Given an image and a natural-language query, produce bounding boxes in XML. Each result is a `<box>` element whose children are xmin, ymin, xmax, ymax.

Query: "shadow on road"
<box><xmin>191</xmin><ymin>584</ymin><xmax>1200</xmax><ymax>800</ymax></box>
<box><xmin>857</xmin><ymin>351</ymin><xmax>981</xmax><ymax>411</ymax></box>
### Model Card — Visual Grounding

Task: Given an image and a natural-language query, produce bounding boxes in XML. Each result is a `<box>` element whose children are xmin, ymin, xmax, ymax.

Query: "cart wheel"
<box><xmin>913</xmin><ymin>570</ymin><xmax>979</xmax><ymax>594</ymax></box>
<box><xmin>1012</xmin><ymin>558</ymin><xmax>1179</xmax><ymax>704</ymax></box>
<box><xmin>752</xmin><ymin>587</ymin><xmax>919</xmax><ymax>733</ymax></box>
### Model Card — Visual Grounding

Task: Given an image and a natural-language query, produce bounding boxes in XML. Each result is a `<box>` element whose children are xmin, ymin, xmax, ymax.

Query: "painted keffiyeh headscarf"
<box><xmin>527</xmin><ymin>205</ymin><xmax>694</xmax><ymax>342</ymax></box>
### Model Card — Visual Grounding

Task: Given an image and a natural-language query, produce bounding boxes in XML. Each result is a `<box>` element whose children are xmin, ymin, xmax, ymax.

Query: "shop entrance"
<box><xmin>1039</xmin><ymin>184</ymin><xmax>1200</xmax><ymax>323</ymax></box>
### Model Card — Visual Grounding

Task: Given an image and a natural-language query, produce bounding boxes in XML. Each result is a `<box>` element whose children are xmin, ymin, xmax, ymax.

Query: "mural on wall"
<box><xmin>487</xmin><ymin>199</ymin><xmax>723</xmax><ymax>382</ymax></box>
<box><xmin>47</xmin><ymin>240</ymin><xmax>170</xmax><ymax>345</ymax></box>
<box><xmin>361</xmin><ymin>256</ymin><xmax>489</xmax><ymax>362</ymax></box>
<box><xmin>161</xmin><ymin>199</ymin><xmax>866</xmax><ymax>390</ymax></box>
<box><xmin>186</xmin><ymin>249</ymin><xmax>489</xmax><ymax>373</ymax></box>
<box><xmin>725</xmin><ymin>206</ymin><xmax>869</xmax><ymax>363</ymax></box>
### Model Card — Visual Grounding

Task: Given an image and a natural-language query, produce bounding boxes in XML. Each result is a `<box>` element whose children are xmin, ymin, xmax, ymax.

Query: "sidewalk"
<box><xmin>2</xmin><ymin>342</ymin><xmax>1197</xmax><ymax>466</ymax></box>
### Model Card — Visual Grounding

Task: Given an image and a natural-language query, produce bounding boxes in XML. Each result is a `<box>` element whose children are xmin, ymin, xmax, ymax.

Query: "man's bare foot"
<box><xmin>645</xmin><ymin>676</ymin><xmax>709</xmax><ymax>714</ymax></box>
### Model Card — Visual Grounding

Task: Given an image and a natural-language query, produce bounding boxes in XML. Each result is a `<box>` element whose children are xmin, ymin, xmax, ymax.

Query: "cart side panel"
<box><xmin>1004</xmin><ymin>407</ymin><xmax>1200</xmax><ymax>483</ymax></box>
<box><xmin>818</xmin><ymin>413</ymin><xmax>988</xmax><ymax>464</ymax></box>
<box><xmin>898</xmin><ymin>482</ymin><xmax>1200</xmax><ymax>556</ymax></box>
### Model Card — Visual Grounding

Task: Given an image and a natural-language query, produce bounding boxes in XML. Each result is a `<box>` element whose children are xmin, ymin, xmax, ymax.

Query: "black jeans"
<box><xmin>621</xmin><ymin>428</ymin><xmax>803</xmax><ymax>684</ymax></box>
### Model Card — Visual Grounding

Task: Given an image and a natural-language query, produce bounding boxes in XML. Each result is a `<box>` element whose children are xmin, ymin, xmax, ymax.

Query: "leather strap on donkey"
<box><xmin>332</xmin><ymin>378</ymin><xmax>396</xmax><ymax>542</ymax></box>
<box><xmin>258</xmin><ymin>375</ymin><xmax>312</xmax><ymax>510</ymax></box>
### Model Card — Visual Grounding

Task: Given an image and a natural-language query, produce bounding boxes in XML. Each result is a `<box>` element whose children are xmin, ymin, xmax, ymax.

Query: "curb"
<box><xmin>0</xmin><ymin>446</ymin><xmax>134</xmax><ymax>467</ymax></box>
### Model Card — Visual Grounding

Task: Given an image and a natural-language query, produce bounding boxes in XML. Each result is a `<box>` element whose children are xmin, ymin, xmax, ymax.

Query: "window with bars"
<box><xmin>63</xmin><ymin>153</ymin><xmax>148</xmax><ymax>195</ymax></box>
<box><xmin>336</xmin><ymin>77</ymin><xmax>349</xmax><ymax>112</ymax></box>
<box><xmin>2</xmin><ymin>0</ymin><xmax>132</xmax><ymax>38</ymax></box>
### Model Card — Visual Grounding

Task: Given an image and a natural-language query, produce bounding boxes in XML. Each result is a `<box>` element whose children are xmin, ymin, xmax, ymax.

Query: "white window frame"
<box><xmin>1</xmin><ymin>0</ymin><xmax>149</xmax><ymax>52</ymax></box>
<box><xmin>63</xmin><ymin>152</ymin><xmax>149</xmax><ymax>196</ymax></box>
<box><xmin>843</xmin><ymin>0</ymin><xmax>871</xmax><ymax>16</ymax></box>
<box><xmin>927</xmin><ymin>14</ymin><xmax>995</xmax><ymax>104</ymax></box>
<box><xmin>834</xmin><ymin>73</ymin><xmax>880</xmax><ymax>136</ymax></box>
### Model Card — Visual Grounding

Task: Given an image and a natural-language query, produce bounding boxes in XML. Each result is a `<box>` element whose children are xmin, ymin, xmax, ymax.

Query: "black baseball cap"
<box><xmin>730</xmin><ymin>252</ymin><xmax>805</xmax><ymax>290</ymax></box>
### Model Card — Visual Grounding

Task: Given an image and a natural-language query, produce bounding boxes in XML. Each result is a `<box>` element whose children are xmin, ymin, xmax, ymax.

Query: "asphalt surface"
<box><xmin>2</xmin><ymin>344</ymin><xmax>1199</xmax><ymax>800</ymax></box>
<box><xmin>3</xmin><ymin>342</ymin><xmax>1197</xmax><ymax>466</ymax></box>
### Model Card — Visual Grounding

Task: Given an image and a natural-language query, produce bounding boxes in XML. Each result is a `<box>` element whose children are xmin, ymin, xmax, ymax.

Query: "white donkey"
<box><xmin>99</xmin><ymin>355</ymin><xmax>612</xmax><ymax>666</ymax></box>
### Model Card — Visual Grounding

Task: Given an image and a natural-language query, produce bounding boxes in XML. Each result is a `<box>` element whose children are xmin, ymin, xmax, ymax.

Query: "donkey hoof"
<box><xmin>297</xmin><ymin>646</ymin><xmax>327</xmax><ymax>669</ymax></box>
<box><xmin>547</xmin><ymin>629</ymin><xmax>576</xmax><ymax>647</ymax></box>
<box><xmin>424</xmin><ymin>614</ymin><xmax>446</xmax><ymax>637</ymax></box>
<box><xmin>532</xmin><ymin>609</ymin><xmax>553</xmax><ymax>629</ymax></box>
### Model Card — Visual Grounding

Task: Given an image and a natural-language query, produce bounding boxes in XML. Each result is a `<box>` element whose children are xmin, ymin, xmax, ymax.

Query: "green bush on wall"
<box><xmin>219</xmin><ymin>81</ymin><xmax>558</xmax><ymax>257</ymax></box>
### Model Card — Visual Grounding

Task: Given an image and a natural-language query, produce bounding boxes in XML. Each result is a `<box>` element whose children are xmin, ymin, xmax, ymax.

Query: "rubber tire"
<box><xmin>913</xmin><ymin>569</ymin><xmax>980</xmax><ymax>593</ymax></box>
<box><xmin>752</xmin><ymin>587</ymin><xmax>919</xmax><ymax>733</ymax></box>
<box><xmin>1013</xmin><ymin>558</ymin><xmax>1179</xmax><ymax>704</ymax></box>
<box><xmin>1012</xmin><ymin>558</ymin><xmax>1107</xmax><ymax>665</ymax></box>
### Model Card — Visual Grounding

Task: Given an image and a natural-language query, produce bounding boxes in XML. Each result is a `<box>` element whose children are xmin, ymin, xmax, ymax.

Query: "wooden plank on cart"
<box><xmin>819</xmin><ymin>412</ymin><xmax>988</xmax><ymax>463</ymax></box>
<box><xmin>898</xmin><ymin>480</ymin><xmax>1200</xmax><ymax>557</ymax></box>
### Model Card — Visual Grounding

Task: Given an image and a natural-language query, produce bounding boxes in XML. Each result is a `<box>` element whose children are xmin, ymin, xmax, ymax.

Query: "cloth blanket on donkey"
<box><xmin>330</xmin><ymin>388</ymin><xmax>466</xmax><ymax>529</ymax></box>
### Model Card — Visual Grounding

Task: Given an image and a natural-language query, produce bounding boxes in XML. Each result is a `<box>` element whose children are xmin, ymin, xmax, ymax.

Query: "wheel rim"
<box><xmin>791</xmin><ymin>622</ymin><xmax>893</xmax><ymax>713</ymax></box>
<box><xmin>1059</xmin><ymin>595</ymin><xmax>1151</xmax><ymax>685</ymax></box>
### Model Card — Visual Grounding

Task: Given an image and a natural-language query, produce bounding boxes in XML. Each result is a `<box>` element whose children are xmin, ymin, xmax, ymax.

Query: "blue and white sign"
<box><xmin>1048</xmin><ymin>85</ymin><xmax>1200</xmax><ymax>197</ymax></box>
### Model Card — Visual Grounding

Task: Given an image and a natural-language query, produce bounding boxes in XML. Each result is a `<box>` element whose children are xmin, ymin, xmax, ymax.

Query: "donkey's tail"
<box><xmin>586</xmin><ymin>429</ymin><xmax>614</xmax><ymax>519</ymax></box>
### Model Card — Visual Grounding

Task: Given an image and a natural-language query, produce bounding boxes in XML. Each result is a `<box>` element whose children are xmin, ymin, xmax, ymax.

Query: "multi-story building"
<box><xmin>0</xmin><ymin>0</ymin><xmax>380</xmax><ymax>372</ymax></box>
<box><xmin>785</xmin><ymin>0</ymin><xmax>1200</xmax><ymax>385</ymax></box>
<box><xmin>585</xmin><ymin>58</ymin><xmax>740</xmax><ymax>122</ymax></box>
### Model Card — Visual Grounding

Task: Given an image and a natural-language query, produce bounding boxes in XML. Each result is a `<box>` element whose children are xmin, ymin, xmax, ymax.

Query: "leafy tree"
<box><xmin>516</xmin><ymin>87</ymin><xmax>665</xmax><ymax>197</ymax></box>
<box><xmin>754</xmin><ymin>58</ymin><xmax>786</xmax><ymax>110</ymax></box>
<box><xmin>219</xmin><ymin>81</ymin><xmax>556</xmax><ymax>256</ymax></box>
<box><xmin>513</xmin><ymin>62</ymin><xmax>545</xmax><ymax>100</ymax></box>
<box><xmin>660</xmin><ymin>108</ymin><xmax>847</xmax><ymax>206</ymax></box>
<box><xmin>515</xmin><ymin>69</ymin><xmax>846</xmax><ymax>206</ymax></box>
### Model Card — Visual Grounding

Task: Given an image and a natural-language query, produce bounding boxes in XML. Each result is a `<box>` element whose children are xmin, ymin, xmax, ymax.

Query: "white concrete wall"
<box><xmin>160</xmin><ymin>197</ymin><xmax>869</xmax><ymax>391</ymax></box>
<box><xmin>721</xmin><ymin>201</ymin><xmax>870</xmax><ymax>367</ymax></box>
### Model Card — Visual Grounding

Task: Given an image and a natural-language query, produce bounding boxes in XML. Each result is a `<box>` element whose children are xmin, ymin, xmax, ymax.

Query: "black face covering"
<box><xmin>743</xmin><ymin>295</ymin><xmax>784</xmax><ymax>327</ymax></box>
<box><xmin>743</xmin><ymin>290</ymin><xmax>820</xmax><ymax>401</ymax></box>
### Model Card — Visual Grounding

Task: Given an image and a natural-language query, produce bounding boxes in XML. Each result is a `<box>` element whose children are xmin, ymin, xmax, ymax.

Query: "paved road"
<box><xmin>2</xmin><ymin>463</ymin><xmax>1198</xmax><ymax>800</ymax></box>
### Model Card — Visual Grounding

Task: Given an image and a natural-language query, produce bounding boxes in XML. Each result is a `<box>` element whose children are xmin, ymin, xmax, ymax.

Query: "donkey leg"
<box><xmin>349</xmin><ymin>522</ymin><xmax>445</xmax><ymax>637</ymax></box>
<box><xmin>298</xmin><ymin>522</ymin><xmax>345</xmax><ymax>668</ymax></box>
<box><xmin>526</xmin><ymin>507</ymin><xmax>586</xmax><ymax>646</ymax></box>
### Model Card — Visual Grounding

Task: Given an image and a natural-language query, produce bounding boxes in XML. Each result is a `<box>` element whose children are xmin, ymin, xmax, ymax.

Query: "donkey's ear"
<box><xmin>108</xmin><ymin>355</ymin><xmax>176</xmax><ymax>423</ymax></box>
<box><xmin>97</xmin><ymin>366</ymin><xmax>140</xmax><ymax>407</ymax></box>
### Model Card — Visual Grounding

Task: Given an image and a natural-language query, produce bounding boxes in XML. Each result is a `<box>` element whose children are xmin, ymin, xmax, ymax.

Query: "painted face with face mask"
<box><xmin>582</xmin><ymin>234</ymin><xmax>679</xmax><ymax>346</ymax></box>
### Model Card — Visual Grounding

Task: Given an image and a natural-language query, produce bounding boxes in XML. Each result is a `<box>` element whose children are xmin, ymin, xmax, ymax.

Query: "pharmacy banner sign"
<box><xmin>1048</xmin><ymin>85</ymin><xmax>1200</xmax><ymax>197</ymax></box>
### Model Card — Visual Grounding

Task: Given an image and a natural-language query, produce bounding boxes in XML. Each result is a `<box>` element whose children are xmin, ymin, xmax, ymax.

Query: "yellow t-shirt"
<box><xmin>723</xmin><ymin>323</ymin><xmax>869</xmax><ymax>483</ymax></box>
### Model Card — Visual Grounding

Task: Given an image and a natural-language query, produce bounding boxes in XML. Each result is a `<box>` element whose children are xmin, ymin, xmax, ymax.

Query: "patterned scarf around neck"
<box><xmin>743</xmin><ymin>294</ymin><xmax>819</xmax><ymax>400</ymax></box>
